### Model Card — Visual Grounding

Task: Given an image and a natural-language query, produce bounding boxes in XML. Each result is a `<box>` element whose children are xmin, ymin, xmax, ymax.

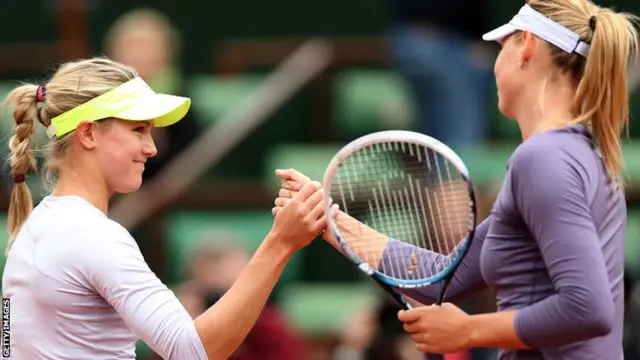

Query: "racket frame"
<box><xmin>322</xmin><ymin>130</ymin><xmax>478</xmax><ymax>295</ymax></box>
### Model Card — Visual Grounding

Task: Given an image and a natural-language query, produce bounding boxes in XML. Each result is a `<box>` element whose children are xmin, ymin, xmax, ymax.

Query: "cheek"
<box><xmin>494</xmin><ymin>52</ymin><xmax>509</xmax><ymax>88</ymax></box>
<box><xmin>97</xmin><ymin>133</ymin><xmax>144</xmax><ymax>189</ymax></box>
<box><xmin>100</xmin><ymin>137</ymin><xmax>138</xmax><ymax>167</ymax></box>
<box><xmin>495</xmin><ymin>57</ymin><xmax>519</xmax><ymax>96</ymax></box>
<box><xmin>493</xmin><ymin>54</ymin><xmax>521</xmax><ymax>118</ymax></box>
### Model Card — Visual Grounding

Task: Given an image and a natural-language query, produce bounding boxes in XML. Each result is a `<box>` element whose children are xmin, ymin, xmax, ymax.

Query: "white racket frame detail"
<box><xmin>322</xmin><ymin>130</ymin><xmax>477</xmax><ymax>289</ymax></box>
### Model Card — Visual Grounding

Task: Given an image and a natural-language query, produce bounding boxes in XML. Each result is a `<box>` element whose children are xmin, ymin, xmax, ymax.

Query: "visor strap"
<box><xmin>518</xmin><ymin>4</ymin><xmax>590</xmax><ymax>57</ymax></box>
<box><xmin>46</xmin><ymin>125</ymin><xmax>57</xmax><ymax>139</ymax></box>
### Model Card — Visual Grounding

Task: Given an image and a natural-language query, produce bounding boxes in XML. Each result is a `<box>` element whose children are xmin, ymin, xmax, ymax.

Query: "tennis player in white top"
<box><xmin>1</xmin><ymin>57</ymin><xmax>329</xmax><ymax>360</ymax></box>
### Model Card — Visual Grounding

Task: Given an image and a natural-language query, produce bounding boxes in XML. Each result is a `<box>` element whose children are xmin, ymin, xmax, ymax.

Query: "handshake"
<box><xmin>267</xmin><ymin>168</ymin><xmax>339</xmax><ymax>253</ymax></box>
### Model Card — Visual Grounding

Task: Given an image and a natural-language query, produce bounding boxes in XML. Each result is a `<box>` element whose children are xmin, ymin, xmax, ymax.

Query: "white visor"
<box><xmin>482</xmin><ymin>4</ymin><xmax>590</xmax><ymax>57</ymax></box>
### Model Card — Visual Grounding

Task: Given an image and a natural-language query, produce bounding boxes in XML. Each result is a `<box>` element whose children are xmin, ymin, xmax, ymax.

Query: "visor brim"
<box><xmin>482</xmin><ymin>24</ymin><xmax>517</xmax><ymax>42</ymax></box>
<box><xmin>115</xmin><ymin>93</ymin><xmax>191</xmax><ymax>128</ymax></box>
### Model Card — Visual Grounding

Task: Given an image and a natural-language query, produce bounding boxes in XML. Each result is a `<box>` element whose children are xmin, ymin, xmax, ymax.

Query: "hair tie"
<box><xmin>35</xmin><ymin>83</ymin><xmax>47</xmax><ymax>124</ymax></box>
<box><xmin>13</xmin><ymin>173</ymin><xmax>26</xmax><ymax>184</ymax></box>
<box><xmin>36</xmin><ymin>84</ymin><xmax>45</xmax><ymax>103</ymax></box>
<box><xmin>589</xmin><ymin>16</ymin><xmax>597</xmax><ymax>31</ymax></box>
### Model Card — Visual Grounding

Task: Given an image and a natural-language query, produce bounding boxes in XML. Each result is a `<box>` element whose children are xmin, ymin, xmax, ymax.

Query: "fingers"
<box><xmin>274</xmin><ymin>197</ymin><xmax>288</xmax><ymax>208</ymax></box>
<box><xmin>274</xmin><ymin>196</ymin><xmax>337</xmax><ymax>215</ymax></box>
<box><xmin>303</xmin><ymin>186</ymin><xmax>326</xmax><ymax>212</ymax></box>
<box><xmin>278</xmin><ymin>188</ymin><xmax>298</xmax><ymax>199</ymax></box>
<box><xmin>298</xmin><ymin>182</ymin><xmax>329</xmax><ymax>233</ymax></box>
<box><xmin>403</xmin><ymin>320</ymin><xmax>422</xmax><ymax>334</ymax></box>
<box><xmin>294</xmin><ymin>181</ymin><xmax>322</xmax><ymax>203</ymax></box>
<box><xmin>309</xmin><ymin>195</ymin><xmax>330</xmax><ymax>220</ymax></box>
<box><xmin>330</xmin><ymin>203</ymin><xmax>340</xmax><ymax>217</ymax></box>
<box><xmin>314</xmin><ymin>216</ymin><xmax>329</xmax><ymax>235</ymax></box>
<box><xmin>398</xmin><ymin>309</ymin><xmax>422</xmax><ymax>323</ymax></box>
<box><xmin>416</xmin><ymin>344</ymin><xmax>431</xmax><ymax>354</ymax></box>
<box><xmin>275</xmin><ymin>168</ymin><xmax>312</xmax><ymax>184</ymax></box>
<box><xmin>310</xmin><ymin>201</ymin><xmax>329</xmax><ymax>234</ymax></box>
<box><xmin>410</xmin><ymin>332</ymin><xmax>426</xmax><ymax>344</ymax></box>
<box><xmin>280</xmin><ymin>179</ymin><xmax>301</xmax><ymax>191</ymax></box>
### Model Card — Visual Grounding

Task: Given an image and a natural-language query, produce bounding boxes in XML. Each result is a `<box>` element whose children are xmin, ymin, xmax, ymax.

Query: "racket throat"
<box><xmin>436</xmin><ymin>276</ymin><xmax>453</xmax><ymax>305</ymax></box>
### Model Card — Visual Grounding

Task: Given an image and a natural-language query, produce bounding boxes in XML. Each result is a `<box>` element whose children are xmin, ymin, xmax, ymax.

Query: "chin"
<box><xmin>497</xmin><ymin>98</ymin><xmax>516</xmax><ymax>121</ymax></box>
<box><xmin>113</xmin><ymin>178</ymin><xmax>144</xmax><ymax>194</ymax></box>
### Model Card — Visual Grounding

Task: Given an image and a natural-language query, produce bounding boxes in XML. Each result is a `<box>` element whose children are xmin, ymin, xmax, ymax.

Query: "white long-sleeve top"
<box><xmin>2</xmin><ymin>195</ymin><xmax>208</xmax><ymax>360</ymax></box>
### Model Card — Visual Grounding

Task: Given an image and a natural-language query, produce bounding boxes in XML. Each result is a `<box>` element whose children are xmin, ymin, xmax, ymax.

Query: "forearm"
<box><xmin>385</xmin><ymin>239</ymin><xmax>484</xmax><ymax>305</ymax></box>
<box><xmin>323</xmin><ymin>213</ymin><xmax>489</xmax><ymax>306</ymax></box>
<box><xmin>322</xmin><ymin>210</ymin><xmax>389</xmax><ymax>267</ymax></box>
<box><xmin>511</xmin><ymin>293</ymin><xmax>614</xmax><ymax>348</ymax></box>
<box><xmin>468</xmin><ymin>292</ymin><xmax>615</xmax><ymax>350</ymax></box>
<box><xmin>392</xmin><ymin>218</ymin><xmax>491</xmax><ymax>305</ymax></box>
<box><xmin>193</xmin><ymin>234</ymin><xmax>293</xmax><ymax>359</ymax></box>
<box><xmin>467</xmin><ymin>311</ymin><xmax>528</xmax><ymax>349</ymax></box>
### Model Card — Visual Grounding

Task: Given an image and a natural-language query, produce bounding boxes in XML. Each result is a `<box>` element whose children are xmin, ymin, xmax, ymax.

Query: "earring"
<box><xmin>519</xmin><ymin>61</ymin><xmax>528</xmax><ymax>68</ymax></box>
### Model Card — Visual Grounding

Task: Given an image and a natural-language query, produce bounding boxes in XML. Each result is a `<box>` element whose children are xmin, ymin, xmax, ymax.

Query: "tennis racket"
<box><xmin>321</xmin><ymin>130</ymin><xmax>477</xmax><ymax>360</ymax></box>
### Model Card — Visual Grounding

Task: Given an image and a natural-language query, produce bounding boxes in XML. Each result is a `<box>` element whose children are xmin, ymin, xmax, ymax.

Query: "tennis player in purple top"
<box><xmin>274</xmin><ymin>0</ymin><xmax>639</xmax><ymax>358</ymax></box>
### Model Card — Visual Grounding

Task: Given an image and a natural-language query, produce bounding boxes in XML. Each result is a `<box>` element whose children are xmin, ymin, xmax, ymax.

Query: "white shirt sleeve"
<box><xmin>76</xmin><ymin>221</ymin><xmax>208</xmax><ymax>360</ymax></box>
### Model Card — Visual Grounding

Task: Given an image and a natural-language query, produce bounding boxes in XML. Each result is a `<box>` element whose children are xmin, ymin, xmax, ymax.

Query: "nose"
<box><xmin>142</xmin><ymin>133</ymin><xmax>158</xmax><ymax>158</ymax></box>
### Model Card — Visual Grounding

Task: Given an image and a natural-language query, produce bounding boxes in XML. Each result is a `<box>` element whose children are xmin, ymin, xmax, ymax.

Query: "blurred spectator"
<box><xmin>174</xmin><ymin>233</ymin><xmax>307</xmax><ymax>360</ymax></box>
<box><xmin>386</xmin><ymin>0</ymin><xmax>494</xmax><ymax>151</ymax></box>
<box><xmin>104</xmin><ymin>8</ymin><xmax>201</xmax><ymax>181</ymax></box>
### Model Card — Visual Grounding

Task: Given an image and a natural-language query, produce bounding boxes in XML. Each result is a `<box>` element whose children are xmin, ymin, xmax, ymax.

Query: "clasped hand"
<box><xmin>398</xmin><ymin>303</ymin><xmax>473</xmax><ymax>354</ymax></box>
<box><xmin>273</xmin><ymin>168</ymin><xmax>473</xmax><ymax>355</ymax></box>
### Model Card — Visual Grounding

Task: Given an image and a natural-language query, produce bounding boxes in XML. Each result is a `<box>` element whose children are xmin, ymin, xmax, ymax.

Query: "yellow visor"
<box><xmin>46</xmin><ymin>77</ymin><xmax>191</xmax><ymax>139</ymax></box>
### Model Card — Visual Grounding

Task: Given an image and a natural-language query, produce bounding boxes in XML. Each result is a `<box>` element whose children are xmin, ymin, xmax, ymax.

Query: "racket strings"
<box><xmin>330</xmin><ymin>141</ymin><xmax>472</xmax><ymax>281</ymax></box>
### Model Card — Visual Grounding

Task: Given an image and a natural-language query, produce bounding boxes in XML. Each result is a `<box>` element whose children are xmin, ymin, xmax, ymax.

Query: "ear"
<box><xmin>74</xmin><ymin>121</ymin><xmax>98</xmax><ymax>150</ymax></box>
<box><xmin>519</xmin><ymin>31</ymin><xmax>537</xmax><ymax>65</ymax></box>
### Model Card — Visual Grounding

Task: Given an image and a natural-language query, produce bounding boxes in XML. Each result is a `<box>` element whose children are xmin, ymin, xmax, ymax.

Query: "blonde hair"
<box><xmin>3</xmin><ymin>57</ymin><xmax>138</xmax><ymax>253</ymax></box>
<box><xmin>527</xmin><ymin>0</ymin><xmax>639</xmax><ymax>187</ymax></box>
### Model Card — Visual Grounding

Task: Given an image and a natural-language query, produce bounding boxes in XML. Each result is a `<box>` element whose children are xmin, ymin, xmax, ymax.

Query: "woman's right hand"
<box><xmin>269</xmin><ymin>180</ymin><xmax>328</xmax><ymax>252</ymax></box>
<box><xmin>272</xmin><ymin>168</ymin><xmax>313</xmax><ymax>217</ymax></box>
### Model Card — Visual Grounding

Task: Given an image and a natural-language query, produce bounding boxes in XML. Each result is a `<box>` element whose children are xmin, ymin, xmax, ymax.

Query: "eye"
<box><xmin>133</xmin><ymin>126</ymin><xmax>146</xmax><ymax>133</ymax></box>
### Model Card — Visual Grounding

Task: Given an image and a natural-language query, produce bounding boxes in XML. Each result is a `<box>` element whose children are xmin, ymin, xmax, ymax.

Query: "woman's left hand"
<box><xmin>398</xmin><ymin>303</ymin><xmax>473</xmax><ymax>354</ymax></box>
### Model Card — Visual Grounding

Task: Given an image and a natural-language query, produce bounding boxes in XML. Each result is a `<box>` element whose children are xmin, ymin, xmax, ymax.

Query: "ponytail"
<box><xmin>527</xmin><ymin>0</ymin><xmax>639</xmax><ymax>187</ymax></box>
<box><xmin>572</xmin><ymin>10</ymin><xmax>639</xmax><ymax>187</ymax></box>
<box><xmin>3</xmin><ymin>84</ymin><xmax>41</xmax><ymax>254</ymax></box>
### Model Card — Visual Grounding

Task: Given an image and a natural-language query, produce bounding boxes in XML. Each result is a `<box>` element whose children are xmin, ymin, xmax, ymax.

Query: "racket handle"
<box><xmin>436</xmin><ymin>276</ymin><xmax>453</xmax><ymax>305</ymax></box>
<box><xmin>372</xmin><ymin>278</ymin><xmax>446</xmax><ymax>360</ymax></box>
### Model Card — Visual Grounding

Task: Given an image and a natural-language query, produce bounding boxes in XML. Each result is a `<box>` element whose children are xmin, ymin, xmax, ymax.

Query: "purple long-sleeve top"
<box><xmin>381</xmin><ymin>125</ymin><xmax>626</xmax><ymax>359</ymax></box>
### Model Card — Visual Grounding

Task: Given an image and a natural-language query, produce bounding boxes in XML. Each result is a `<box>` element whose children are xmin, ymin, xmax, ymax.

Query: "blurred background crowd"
<box><xmin>1</xmin><ymin>0</ymin><xmax>640</xmax><ymax>359</ymax></box>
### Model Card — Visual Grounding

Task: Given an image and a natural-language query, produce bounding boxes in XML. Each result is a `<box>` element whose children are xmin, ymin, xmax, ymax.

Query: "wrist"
<box><xmin>466</xmin><ymin>311</ymin><xmax>521</xmax><ymax>349</ymax></box>
<box><xmin>466</xmin><ymin>314</ymin><xmax>483</xmax><ymax>348</ymax></box>
<box><xmin>262</xmin><ymin>231</ymin><xmax>298</xmax><ymax>258</ymax></box>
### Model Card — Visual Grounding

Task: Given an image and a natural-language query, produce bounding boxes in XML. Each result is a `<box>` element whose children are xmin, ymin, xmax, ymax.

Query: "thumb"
<box><xmin>276</xmin><ymin>168</ymin><xmax>311</xmax><ymax>183</ymax></box>
<box><xmin>275</xmin><ymin>169</ymin><xmax>291</xmax><ymax>179</ymax></box>
<box><xmin>397</xmin><ymin>309</ymin><xmax>422</xmax><ymax>323</ymax></box>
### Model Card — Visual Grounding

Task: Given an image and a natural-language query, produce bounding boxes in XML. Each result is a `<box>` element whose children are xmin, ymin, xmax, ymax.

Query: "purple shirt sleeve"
<box><xmin>510</xmin><ymin>143</ymin><xmax>615</xmax><ymax>348</ymax></box>
<box><xmin>379</xmin><ymin>217</ymin><xmax>491</xmax><ymax>305</ymax></box>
